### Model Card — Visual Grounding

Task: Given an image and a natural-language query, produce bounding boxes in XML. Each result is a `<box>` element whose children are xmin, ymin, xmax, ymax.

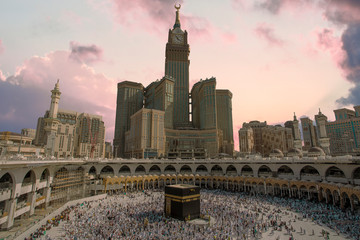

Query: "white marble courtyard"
<box><xmin>25</xmin><ymin>189</ymin><xmax>359</xmax><ymax>240</ymax></box>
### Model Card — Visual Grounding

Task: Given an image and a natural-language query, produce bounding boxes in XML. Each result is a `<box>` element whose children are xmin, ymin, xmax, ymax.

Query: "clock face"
<box><xmin>173</xmin><ymin>34</ymin><xmax>184</xmax><ymax>44</ymax></box>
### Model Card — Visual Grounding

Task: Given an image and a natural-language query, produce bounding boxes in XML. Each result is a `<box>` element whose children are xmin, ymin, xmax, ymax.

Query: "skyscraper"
<box><xmin>165</xmin><ymin>4</ymin><xmax>190</xmax><ymax>128</ymax></box>
<box><xmin>191</xmin><ymin>78</ymin><xmax>217</xmax><ymax>130</ymax></box>
<box><xmin>113</xmin><ymin>81</ymin><xmax>144</xmax><ymax>157</ymax></box>
<box><xmin>113</xmin><ymin>5</ymin><xmax>234</xmax><ymax>158</ymax></box>
<box><xmin>326</xmin><ymin>106</ymin><xmax>360</xmax><ymax>155</ymax></box>
<box><xmin>216</xmin><ymin>89</ymin><xmax>234</xmax><ymax>154</ymax></box>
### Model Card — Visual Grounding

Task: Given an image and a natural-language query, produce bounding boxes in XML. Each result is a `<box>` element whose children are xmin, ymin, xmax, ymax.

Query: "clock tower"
<box><xmin>165</xmin><ymin>4</ymin><xmax>190</xmax><ymax>128</ymax></box>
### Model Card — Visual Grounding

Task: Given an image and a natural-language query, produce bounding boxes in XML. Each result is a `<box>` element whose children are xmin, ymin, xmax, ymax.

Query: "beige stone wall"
<box><xmin>53</xmin><ymin>122</ymin><xmax>76</xmax><ymax>158</ymax></box>
<box><xmin>242</xmin><ymin>121</ymin><xmax>267</xmax><ymax>154</ymax></box>
<box><xmin>239</xmin><ymin>127</ymin><xmax>254</xmax><ymax>154</ymax></box>
<box><xmin>165</xmin><ymin>128</ymin><xmax>221</xmax><ymax>158</ymax></box>
<box><xmin>35</xmin><ymin>112</ymin><xmax>105</xmax><ymax>158</ymax></box>
<box><xmin>261</xmin><ymin>126</ymin><xmax>294</xmax><ymax>156</ymax></box>
<box><xmin>21</xmin><ymin>128</ymin><xmax>36</xmax><ymax>139</ymax></box>
<box><xmin>125</xmin><ymin>108</ymin><xmax>166</xmax><ymax>158</ymax></box>
<box><xmin>239</xmin><ymin>122</ymin><xmax>294</xmax><ymax>156</ymax></box>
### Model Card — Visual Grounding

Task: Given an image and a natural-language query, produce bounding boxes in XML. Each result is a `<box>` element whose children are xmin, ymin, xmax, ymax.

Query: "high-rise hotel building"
<box><xmin>113</xmin><ymin>5</ymin><xmax>234</xmax><ymax>158</ymax></box>
<box><xmin>113</xmin><ymin>81</ymin><xmax>144</xmax><ymax>157</ymax></box>
<box><xmin>326</xmin><ymin>106</ymin><xmax>360</xmax><ymax>155</ymax></box>
<box><xmin>35</xmin><ymin>81</ymin><xmax>106</xmax><ymax>158</ymax></box>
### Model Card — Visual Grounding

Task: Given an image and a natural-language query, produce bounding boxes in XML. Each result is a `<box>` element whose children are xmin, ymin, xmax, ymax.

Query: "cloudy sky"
<box><xmin>1</xmin><ymin>0</ymin><xmax>360</xmax><ymax>150</ymax></box>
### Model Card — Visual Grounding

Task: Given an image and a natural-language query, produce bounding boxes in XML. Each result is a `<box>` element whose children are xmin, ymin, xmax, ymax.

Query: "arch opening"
<box><xmin>119</xmin><ymin>166</ymin><xmax>131</xmax><ymax>176</ymax></box>
<box><xmin>226</xmin><ymin>165</ymin><xmax>237</xmax><ymax>176</ymax></box>
<box><xmin>241</xmin><ymin>165</ymin><xmax>253</xmax><ymax>177</ymax></box>
<box><xmin>258</xmin><ymin>165</ymin><xmax>272</xmax><ymax>177</ymax></box>
<box><xmin>353</xmin><ymin>167</ymin><xmax>360</xmax><ymax>179</ymax></box>
<box><xmin>300</xmin><ymin>166</ymin><xmax>320</xmax><ymax>180</ymax></box>
<box><xmin>89</xmin><ymin>166</ymin><xmax>97</xmax><ymax>175</ymax></box>
<box><xmin>196</xmin><ymin>165</ymin><xmax>208</xmax><ymax>174</ymax></box>
<box><xmin>180</xmin><ymin>165</ymin><xmax>192</xmax><ymax>174</ymax></box>
<box><xmin>149</xmin><ymin>165</ymin><xmax>161</xmax><ymax>175</ymax></box>
<box><xmin>326</xmin><ymin>166</ymin><xmax>345</xmax><ymax>178</ymax></box>
<box><xmin>164</xmin><ymin>165</ymin><xmax>176</xmax><ymax>174</ymax></box>
<box><xmin>135</xmin><ymin>165</ymin><xmax>146</xmax><ymax>175</ymax></box>
<box><xmin>22</xmin><ymin>170</ymin><xmax>36</xmax><ymax>186</ymax></box>
<box><xmin>211</xmin><ymin>165</ymin><xmax>223</xmax><ymax>175</ymax></box>
<box><xmin>0</xmin><ymin>172</ymin><xmax>13</xmax><ymax>192</ymax></box>
<box><xmin>277</xmin><ymin>165</ymin><xmax>294</xmax><ymax>177</ymax></box>
<box><xmin>100</xmin><ymin>165</ymin><xmax>114</xmax><ymax>177</ymax></box>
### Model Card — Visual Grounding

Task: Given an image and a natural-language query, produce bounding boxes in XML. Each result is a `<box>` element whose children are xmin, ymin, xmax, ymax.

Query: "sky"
<box><xmin>1</xmin><ymin>0</ymin><xmax>360</xmax><ymax>151</ymax></box>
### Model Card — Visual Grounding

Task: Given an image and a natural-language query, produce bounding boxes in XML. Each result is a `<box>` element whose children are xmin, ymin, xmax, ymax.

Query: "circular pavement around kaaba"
<box><xmin>33</xmin><ymin>190</ymin><xmax>356</xmax><ymax>240</ymax></box>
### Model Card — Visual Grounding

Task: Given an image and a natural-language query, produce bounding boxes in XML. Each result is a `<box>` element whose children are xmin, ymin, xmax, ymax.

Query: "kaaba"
<box><xmin>164</xmin><ymin>184</ymin><xmax>200</xmax><ymax>221</ymax></box>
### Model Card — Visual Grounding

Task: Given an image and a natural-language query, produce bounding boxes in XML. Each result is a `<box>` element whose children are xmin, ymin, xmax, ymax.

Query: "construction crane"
<box><xmin>86</xmin><ymin>116</ymin><xmax>98</xmax><ymax>158</ymax></box>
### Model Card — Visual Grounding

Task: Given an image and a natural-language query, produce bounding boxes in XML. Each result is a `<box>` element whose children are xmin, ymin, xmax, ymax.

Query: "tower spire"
<box><xmin>173</xmin><ymin>3</ymin><xmax>181</xmax><ymax>29</ymax></box>
<box><xmin>55</xmin><ymin>79</ymin><xmax>60</xmax><ymax>90</ymax></box>
<box><xmin>293</xmin><ymin>112</ymin><xmax>297</xmax><ymax>121</ymax></box>
<box><xmin>49</xmin><ymin>79</ymin><xmax>61</xmax><ymax>119</ymax></box>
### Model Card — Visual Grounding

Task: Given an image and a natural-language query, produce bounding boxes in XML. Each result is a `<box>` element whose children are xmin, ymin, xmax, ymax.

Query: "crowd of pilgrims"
<box><xmin>27</xmin><ymin>189</ymin><xmax>360</xmax><ymax>240</ymax></box>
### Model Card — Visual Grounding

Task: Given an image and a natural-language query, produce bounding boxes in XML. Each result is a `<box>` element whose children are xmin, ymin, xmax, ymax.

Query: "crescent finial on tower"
<box><xmin>175</xmin><ymin>3</ymin><xmax>181</xmax><ymax>11</ymax></box>
<box><xmin>173</xmin><ymin>3</ymin><xmax>181</xmax><ymax>29</ymax></box>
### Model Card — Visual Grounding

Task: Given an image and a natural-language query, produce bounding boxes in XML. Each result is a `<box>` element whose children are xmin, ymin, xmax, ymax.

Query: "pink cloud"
<box><xmin>182</xmin><ymin>15</ymin><xmax>213</xmax><ymax>40</ymax></box>
<box><xmin>256</xmin><ymin>0</ymin><xmax>360</xmax><ymax>24</ymax></box>
<box><xmin>107</xmin><ymin>0</ymin><xmax>235</xmax><ymax>43</ymax></box>
<box><xmin>323</xmin><ymin>0</ymin><xmax>360</xmax><ymax>25</ymax></box>
<box><xmin>1</xmin><ymin>44</ymin><xmax>116</xmax><ymax>141</ymax></box>
<box><xmin>0</xmin><ymin>69</ymin><xmax>5</xmax><ymax>81</ymax></box>
<box><xmin>255</xmin><ymin>0</ymin><xmax>360</xmax><ymax>106</ymax></box>
<box><xmin>221</xmin><ymin>32</ymin><xmax>237</xmax><ymax>43</ymax></box>
<box><xmin>110</xmin><ymin>0</ymin><xmax>183</xmax><ymax>35</ymax></box>
<box><xmin>254</xmin><ymin>23</ymin><xmax>284</xmax><ymax>47</ymax></box>
<box><xmin>0</xmin><ymin>40</ymin><xmax>4</xmax><ymax>55</ymax></box>
<box><xmin>316</xmin><ymin>29</ymin><xmax>343</xmax><ymax>57</ymax></box>
<box><xmin>69</xmin><ymin>41</ymin><xmax>103</xmax><ymax>65</ymax></box>
<box><xmin>255</xmin><ymin>0</ymin><xmax>314</xmax><ymax>15</ymax></box>
<box><xmin>314</xmin><ymin>28</ymin><xmax>355</xmax><ymax>81</ymax></box>
<box><xmin>231</xmin><ymin>0</ymin><xmax>251</xmax><ymax>10</ymax></box>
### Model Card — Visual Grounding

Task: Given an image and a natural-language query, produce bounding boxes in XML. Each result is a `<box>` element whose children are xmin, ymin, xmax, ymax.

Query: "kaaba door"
<box><xmin>166</xmin><ymin>198</ymin><xmax>171</xmax><ymax>216</ymax></box>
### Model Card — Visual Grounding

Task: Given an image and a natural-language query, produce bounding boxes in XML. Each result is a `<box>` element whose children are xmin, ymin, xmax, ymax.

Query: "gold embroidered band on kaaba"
<box><xmin>165</xmin><ymin>193</ymin><xmax>200</xmax><ymax>202</ymax></box>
